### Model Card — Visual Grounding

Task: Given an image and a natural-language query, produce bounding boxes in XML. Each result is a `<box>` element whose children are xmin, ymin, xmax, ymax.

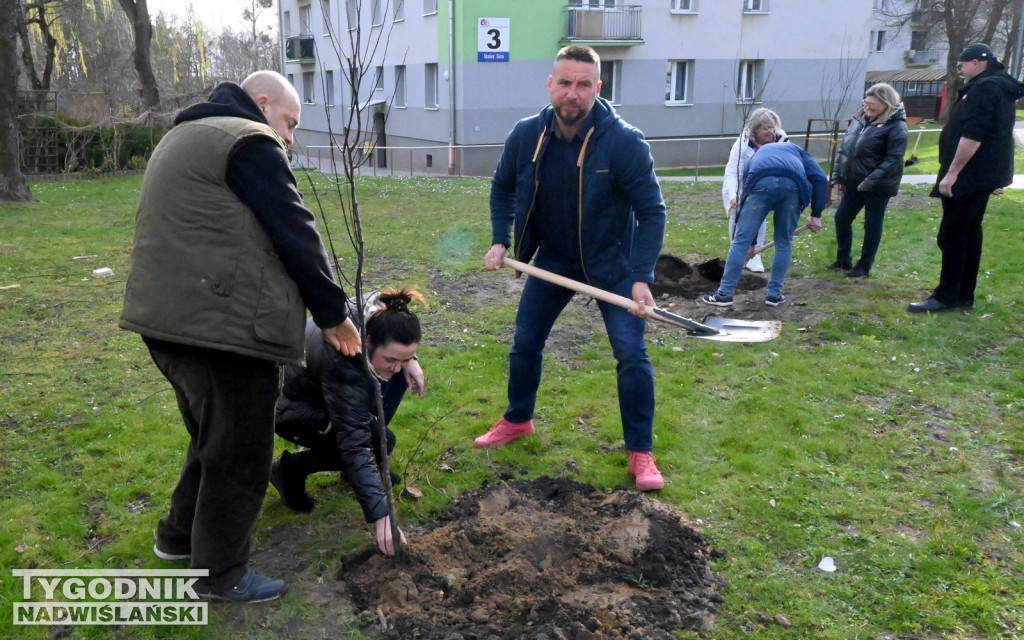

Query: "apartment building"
<box><xmin>278</xmin><ymin>0</ymin><xmax>880</xmax><ymax>175</ymax></box>
<box><xmin>865</xmin><ymin>0</ymin><xmax>948</xmax><ymax>120</ymax></box>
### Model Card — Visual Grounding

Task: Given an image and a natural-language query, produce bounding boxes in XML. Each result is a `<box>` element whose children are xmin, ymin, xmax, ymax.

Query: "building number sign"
<box><xmin>478</xmin><ymin>18</ymin><xmax>510</xmax><ymax>62</ymax></box>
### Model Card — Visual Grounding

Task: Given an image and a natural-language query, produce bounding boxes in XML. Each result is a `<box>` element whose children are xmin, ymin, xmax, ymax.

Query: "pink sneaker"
<box><xmin>628</xmin><ymin>451</ymin><xmax>665</xmax><ymax>491</ymax></box>
<box><xmin>474</xmin><ymin>417</ymin><xmax>535</xmax><ymax>448</ymax></box>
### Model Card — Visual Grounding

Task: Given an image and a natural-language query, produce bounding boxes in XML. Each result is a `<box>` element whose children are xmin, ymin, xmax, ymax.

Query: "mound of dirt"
<box><xmin>339</xmin><ymin>476</ymin><xmax>726</xmax><ymax>639</ymax></box>
<box><xmin>651</xmin><ymin>253</ymin><xmax>766</xmax><ymax>300</ymax></box>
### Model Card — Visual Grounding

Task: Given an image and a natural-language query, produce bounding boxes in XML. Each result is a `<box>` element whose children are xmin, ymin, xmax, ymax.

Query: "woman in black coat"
<box><xmin>270</xmin><ymin>288</ymin><xmax>425</xmax><ymax>555</ymax></box>
<box><xmin>829</xmin><ymin>82</ymin><xmax>908</xmax><ymax>277</ymax></box>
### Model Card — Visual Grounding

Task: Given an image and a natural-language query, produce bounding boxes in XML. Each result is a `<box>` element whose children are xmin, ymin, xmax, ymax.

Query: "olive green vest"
<box><xmin>119</xmin><ymin>117</ymin><xmax>305</xmax><ymax>363</ymax></box>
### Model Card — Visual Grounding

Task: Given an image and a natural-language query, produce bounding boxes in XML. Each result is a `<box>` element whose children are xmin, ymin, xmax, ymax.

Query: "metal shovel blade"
<box><xmin>695</xmin><ymin>315</ymin><xmax>782</xmax><ymax>343</ymax></box>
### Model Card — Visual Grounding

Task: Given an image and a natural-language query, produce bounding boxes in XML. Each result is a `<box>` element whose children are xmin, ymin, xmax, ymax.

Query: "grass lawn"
<box><xmin>1</xmin><ymin>175</ymin><xmax>1022</xmax><ymax>639</ymax></box>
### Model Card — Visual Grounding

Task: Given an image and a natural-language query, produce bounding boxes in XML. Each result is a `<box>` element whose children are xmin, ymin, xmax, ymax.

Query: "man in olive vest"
<box><xmin>120</xmin><ymin>71</ymin><xmax>361</xmax><ymax>603</ymax></box>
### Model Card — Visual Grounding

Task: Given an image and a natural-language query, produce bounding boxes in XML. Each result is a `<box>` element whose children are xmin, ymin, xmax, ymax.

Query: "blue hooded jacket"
<box><xmin>740</xmin><ymin>142</ymin><xmax>829</xmax><ymax>218</ymax></box>
<box><xmin>490</xmin><ymin>97</ymin><xmax>666</xmax><ymax>288</ymax></box>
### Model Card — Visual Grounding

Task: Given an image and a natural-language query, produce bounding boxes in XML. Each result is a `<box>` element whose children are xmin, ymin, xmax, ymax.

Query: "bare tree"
<box><xmin>295</xmin><ymin>0</ymin><xmax>406</xmax><ymax>557</ymax></box>
<box><xmin>117</xmin><ymin>0</ymin><xmax>160</xmax><ymax>111</ymax></box>
<box><xmin>819</xmin><ymin>37</ymin><xmax>866</xmax><ymax>182</ymax></box>
<box><xmin>1</xmin><ymin>0</ymin><xmax>33</xmax><ymax>201</ymax></box>
<box><xmin>241</xmin><ymin>0</ymin><xmax>276</xmax><ymax>70</ymax></box>
<box><xmin>876</xmin><ymin>0</ymin><xmax>1015</xmax><ymax>118</ymax></box>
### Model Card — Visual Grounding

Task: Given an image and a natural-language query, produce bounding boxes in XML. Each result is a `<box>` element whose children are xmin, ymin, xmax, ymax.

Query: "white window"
<box><xmin>671</xmin><ymin>0</ymin><xmax>696</xmax><ymax>12</ymax></box>
<box><xmin>394</xmin><ymin>0</ymin><xmax>405</xmax><ymax>20</ymax></box>
<box><xmin>345</xmin><ymin>0</ymin><xmax>357</xmax><ymax>29</ymax></box>
<box><xmin>395</xmin><ymin>65</ymin><xmax>406</xmax><ymax>107</ymax></box>
<box><xmin>374</xmin><ymin>66</ymin><xmax>384</xmax><ymax>92</ymax></box>
<box><xmin>737</xmin><ymin>59</ymin><xmax>764</xmax><ymax>102</ymax></box>
<box><xmin>302</xmin><ymin>71</ymin><xmax>315</xmax><ymax>104</ymax></box>
<box><xmin>666</xmin><ymin>60</ymin><xmax>691</xmax><ymax>104</ymax></box>
<box><xmin>372</xmin><ymin>0</ymin><xmax>382</xmax><ymax>25</ymax></box>
<box><xmin>283</xmin><ymin>11</ymin><xmax>291</xmax><ymax>36</ymax></box>
<box><xmin>871</xmin><ymin>30</ymin><xmax>886</xmax><ymax>52</ymax></box>
<box><xmin>600</xmin><ymin>60</ymin><xmax>620</xmax><ymax>104</ymax></box>
<box><xmin>299</xmin><ymin>5</ymin><xmax>312</xmax><ymax>34</ymax></box>
<box><xmin>425</xmin><ymin>63</ymin><xmax>439</xmax><ymax>109</ymax></box>
<box><xmin>423</xmin><ymin>0</ymin><xmax>437</xmax><ymax>15</ymax></box>
<box><xmin>322</xmin><ymin>0</ymin><xmax>333</xmax><ymax>35</ymax></box>
<box><xmin>744</xmin><ymin>0</ymin><xmax>768</xmax><ymax>12</ymax></box>
<box><xmin>325</xmin><ymin>70</ymin><xmax>334</xmax><ymax>106</ymax></box>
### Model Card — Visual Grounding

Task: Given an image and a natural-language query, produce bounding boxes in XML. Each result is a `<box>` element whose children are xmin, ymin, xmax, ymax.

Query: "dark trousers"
<box><xmin>146</xmin><ymin>339</ymin><xmax>281</xmax><ymax>594</ymax></box>
<box><xmin>934</xmin><ymin>191</ymin><xmax>990</xmax><ymax>306</ymax></box>
<box><xmin>833</xmin><ymin>189</ymin><xmax>891</xmax><ymax>271</ymax></box>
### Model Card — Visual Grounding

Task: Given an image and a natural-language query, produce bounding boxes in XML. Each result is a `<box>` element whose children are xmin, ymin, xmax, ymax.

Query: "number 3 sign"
<box><xmin>478</xmin><ymin>17</ymin><xmax>510</xmax><ymax>62</ymax></box>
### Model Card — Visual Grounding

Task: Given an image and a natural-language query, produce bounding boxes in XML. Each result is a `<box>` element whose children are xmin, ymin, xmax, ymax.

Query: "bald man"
<box><xmin>120</xmin><ymin>71</ymin><xmax>360</xmax><ymax>602</ymax></box>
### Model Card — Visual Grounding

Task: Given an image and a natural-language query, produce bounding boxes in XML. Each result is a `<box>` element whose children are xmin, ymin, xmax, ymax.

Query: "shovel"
<box><xmin>698</xmin><ymin>222</ymin><xmax>814</xmax><ymax>282</ymax></box>
<box><xmin>751</xmin><ymin>222</ymin><xmax>813</xmax><ymax>256</ymax></box>
<box><xmin>502</xmin><ymin>256</ymin><xmax>781</xmax><ymax>343</ymax></box>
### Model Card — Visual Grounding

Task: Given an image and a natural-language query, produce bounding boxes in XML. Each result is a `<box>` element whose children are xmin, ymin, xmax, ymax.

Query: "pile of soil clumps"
<box><xmin>340</xmin><ymin>476</ymin><xmax>726</xmax><ymax>639</ymax></box>
<box><xmin>651</xmin><ymin>253</ymin><xmax>766</xmax><ymax>300</ymax></box>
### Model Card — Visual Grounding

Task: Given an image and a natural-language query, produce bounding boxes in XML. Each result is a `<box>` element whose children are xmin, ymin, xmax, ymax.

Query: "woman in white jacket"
<box><xmin>722</xmin><ymin>108</ymin><xmax>788</xmax><ymax>272</ymax></box>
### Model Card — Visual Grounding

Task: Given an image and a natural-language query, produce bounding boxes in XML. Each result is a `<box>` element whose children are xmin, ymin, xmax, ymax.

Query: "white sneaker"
<box><xmin>745</xmin><ymin>254</ymin><xmax>765</xmax><ymax>272</ymax></box>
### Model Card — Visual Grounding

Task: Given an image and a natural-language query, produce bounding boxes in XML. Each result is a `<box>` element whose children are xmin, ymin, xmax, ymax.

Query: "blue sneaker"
<box><xmin>765</xmin><ymin>293</ymin><xmax>786</xmax><ymax>307</ymax></box>
<box><xmin>701</xmin><ymin>292</ymin><xmax>733</xmax><ymax>307</ymax></box>
<box><xmin>200</xmin><ymin>568</ymin><xmax>286</xmax><ymax>604</ymax></box>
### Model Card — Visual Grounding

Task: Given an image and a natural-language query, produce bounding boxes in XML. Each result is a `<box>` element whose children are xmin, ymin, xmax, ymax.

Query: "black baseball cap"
<box><xmin>959</xmin><ymin>43</ymin><xmax>996</xmax><ymax>63</ymax></box>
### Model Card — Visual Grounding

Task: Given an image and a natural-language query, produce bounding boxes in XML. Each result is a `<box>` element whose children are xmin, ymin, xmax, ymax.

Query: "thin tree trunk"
<box><xmin>1</xmin><ymin>0</ymin><xmax>33</xmax><ymax>201</ymax></box>
<box><xmin>117</xmin><ymin>0</ymin><xmax>160</xmax><ymax>111</ymax></box>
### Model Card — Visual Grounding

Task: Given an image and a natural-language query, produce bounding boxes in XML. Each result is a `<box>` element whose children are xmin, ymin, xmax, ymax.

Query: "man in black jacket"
<box><xmin>909</xmin><ymin>44</ymin><xmax>1024</xmax><ymax>312</ymax></box>
<box><xmin>121</xmin><ymin>71</ymin><xmax>361</xmax><ymax>602</ymax></box>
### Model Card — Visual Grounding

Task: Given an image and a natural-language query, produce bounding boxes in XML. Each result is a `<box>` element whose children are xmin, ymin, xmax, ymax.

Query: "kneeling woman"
<box><xmin>271</xmin><ymin>288</ymin><xmax>426</xmax><ymax>555</ymax></box>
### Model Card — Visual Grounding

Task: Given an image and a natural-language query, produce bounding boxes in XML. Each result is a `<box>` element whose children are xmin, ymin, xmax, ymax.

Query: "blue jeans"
<box><xmin>505</xmin><ymin>250</ymin><xmax>655</xmax><ymax>452</ymax></box>
<box><xmin>717</xmin><ymin>176</ymin><xmax>802</xmax><ymax>298</ymax></box>
<box><xmin>834</xmin><ymin>189</ymin><xmax>890</xmax><ymax>271</ymax></box>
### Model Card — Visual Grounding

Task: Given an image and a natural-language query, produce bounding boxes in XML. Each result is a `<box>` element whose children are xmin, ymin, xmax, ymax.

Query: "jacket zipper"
<box><xmin>576</xmin><ymin>125</ymin><xmax>595</xmax><ymax>284</ymax></box>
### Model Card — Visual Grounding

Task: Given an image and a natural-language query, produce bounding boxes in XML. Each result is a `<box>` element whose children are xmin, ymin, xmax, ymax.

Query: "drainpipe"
<box><xmin>448</xmin><ymin>0</ymin><xmax>457</xmax><ymax>175</ymax></box>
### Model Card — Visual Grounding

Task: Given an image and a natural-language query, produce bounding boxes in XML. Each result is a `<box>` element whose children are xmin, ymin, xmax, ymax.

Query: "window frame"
<box><xmin>599</xmin><ymin>59</ymin><xmax>620</xmax><ymax>105</ymax></box>
<box><xmin>302</xmin><ymin>71</ymin><xmax>316</xmax><ymax>104</ymax></box>
<box><xmin>670</xmin><ymin>0</ymin><xmax>697</xmax><ymax>13</ymax></box>
<box><xmin>665</xmin><ymin>59</ymin><xmax>692</xmax><ymax>105</ymax></box>
<box><xmin>324</xmin><ymin>70</ymin><xmax>335</xmax><ymax>107</ymax></box>
<box><xmin>737</xmin><ymin>59</ymin><xmax>764</xmax><ymax>103</ymax></box>
<box><xmin>425</xmin><ymin>63</ymin><xmax>439</xmax><ymax>110</ymax></box>
<box><xmin>394</xmin><ymin>65</ymin><xmax>407</xmax><ymax>108</ymax></box>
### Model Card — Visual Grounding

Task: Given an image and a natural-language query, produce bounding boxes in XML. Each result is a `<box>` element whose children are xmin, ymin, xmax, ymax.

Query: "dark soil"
<box><xmin>233</xmin><ymin>257</ymin><xmax>838</xmax><ymax>638</ymax></box>
<box><xmin>338</xmin><ymin>476</ymin><xmax>726</xmax><ymax>639</ymax></box>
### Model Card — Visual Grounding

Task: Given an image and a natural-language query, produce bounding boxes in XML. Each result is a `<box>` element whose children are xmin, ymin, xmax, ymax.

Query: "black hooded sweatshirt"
<box><xmin>932</xmin><ymin>65</ymin><xmax>1024</xmax><ymax>198</ymax></box>
<box><xmin>172</xmin><ymin>82</ymin><xmax>347</xmax><ymax>329</ymax></box>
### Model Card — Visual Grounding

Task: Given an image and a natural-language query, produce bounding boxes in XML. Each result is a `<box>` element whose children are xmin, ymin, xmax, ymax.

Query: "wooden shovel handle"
<box><xmin>752</xmin><ymin>222</ymin><xmax>812</xmax><ymax>256</ymax></box>
<box><xmin>501</xmin><ymin>256</ymin><xmax>719</xmax><ymax>336</ymax></box>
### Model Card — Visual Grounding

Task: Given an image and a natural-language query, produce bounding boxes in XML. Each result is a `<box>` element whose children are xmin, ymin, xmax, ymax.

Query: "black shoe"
<box><xmin>826</xmin><ymin>260</ymin><xmax>852</xmax><ymax>271</ymax></box>
<box><xmin>846</xmin><ymin>265</ymin><xmax>870</xmax><ymax>278</ymax></box>
<box><xmin>389</xmin><ymin>470</ymin><xmax>402</xmax><ymax>486</ymax></box>
<box><xmin>199</xmin><ymin>568</ymin><xmax>286</xmax><ymax>604</ymax></box>
<box><xmin>907</xmin><ymin>298</ymin><xmax>954</xmax><ymax>313</ymax></box>
<box><xmin>270</xmin><ymin>452</ymin><xmax>315</xmax><ymax>513</ymax></box>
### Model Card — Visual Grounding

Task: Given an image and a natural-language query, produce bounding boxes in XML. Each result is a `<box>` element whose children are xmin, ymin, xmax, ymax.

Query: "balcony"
<box><xmin>285</xmin><ymin>35</ymin><xmax>316</xmax><ymax>64</ymax></box>
<box><xmin>904</xmin><ymin>49</ymin><xmax>940</xmax><ymax>67</ymax></box>
<box><xmin>563</xmin><ymin>5</ymin><xmax>642</xmax><ymax>45</ymax></box>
